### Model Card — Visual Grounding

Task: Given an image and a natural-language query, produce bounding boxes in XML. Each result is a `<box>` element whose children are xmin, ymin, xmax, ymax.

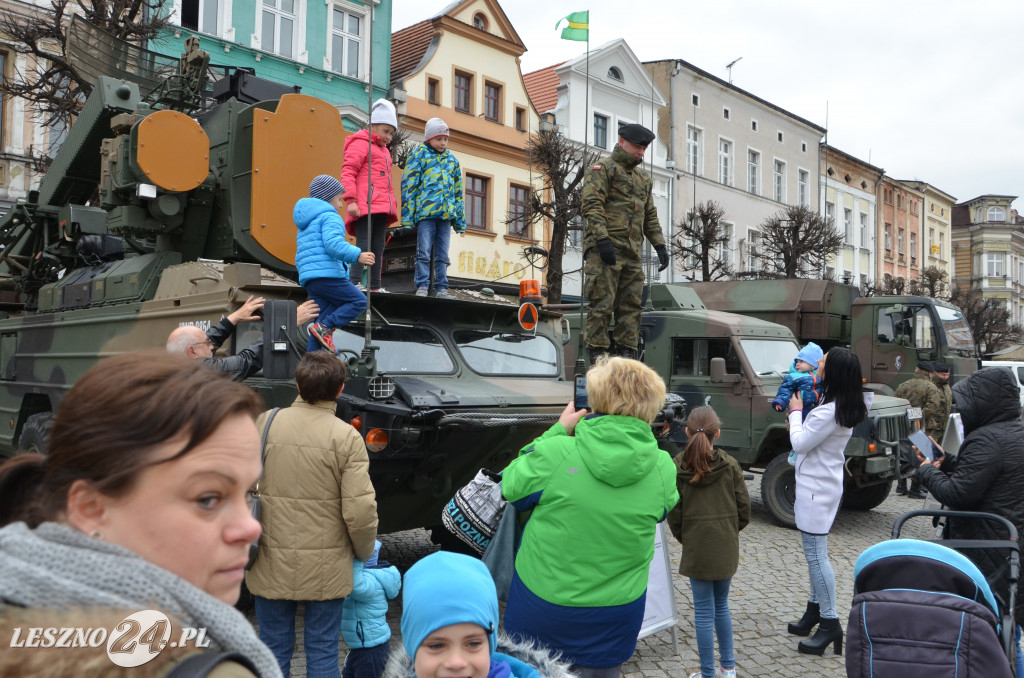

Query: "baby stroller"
<box><xmin>846</xmin><ymin>509</ymin><xmax>1019</xmax><ymax>678</ymax></box>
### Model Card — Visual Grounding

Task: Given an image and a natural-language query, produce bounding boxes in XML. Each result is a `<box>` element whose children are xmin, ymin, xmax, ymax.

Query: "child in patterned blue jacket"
<box><xmin>772</xmin><ymin>342</ymin><xmax>824</xmax><ymax>415</ymax></box>
<box><xmin>400</xmin><ymin>118</ymin><xmax>466</xmax><ymax>298</ymax></box>
<box><xmin>342</xmin><ymin>541</ymin><xmax>401</xmax><ymax>678</ymax></box>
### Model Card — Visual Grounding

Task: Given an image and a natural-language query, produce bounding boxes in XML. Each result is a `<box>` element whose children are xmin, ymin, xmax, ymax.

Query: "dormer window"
<box><xmin>988</xmin><ymin>206</ymin><xmax>1007</xmax><ymax>222</ymax></box>
<box><xmin>473</xmin><ymin>12</ymin><xmax>487</xmax><ymax>30</ymax></box>
<box><xmin>608</xmin><ymin>66</ymin><xmax>623</xmax><ymax>81</ymax></box>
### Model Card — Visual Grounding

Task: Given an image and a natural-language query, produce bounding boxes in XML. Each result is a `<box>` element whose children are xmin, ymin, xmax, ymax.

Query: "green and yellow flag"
<box><xmin>556</xmin><ymin>11</ymin><xmax>589</xmax><ymax>41</ymax></box>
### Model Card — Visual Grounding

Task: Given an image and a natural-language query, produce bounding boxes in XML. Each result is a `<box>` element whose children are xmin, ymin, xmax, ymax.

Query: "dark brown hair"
<box><xmin>0</xmin><ymin>351</ymin><xmax>263</xmax><ymax>527</ymax></box>
<box><xmin>295</xmin><ymin>351</ymin><xmax>347</xmax><ymax>403</ymax></box>
<box><xmin>681</xmin><ymin>406</ymin><xmax>721</xmax><ymax>485</ymax></box>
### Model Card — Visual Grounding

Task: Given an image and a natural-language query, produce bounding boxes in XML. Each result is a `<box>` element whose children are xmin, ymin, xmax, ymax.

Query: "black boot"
<box><xmin>797</xmin><ymin>617</ymin><xmax>842</xmax><ymax>656</ymax></box>
<box><xmin>617</xmin><ymin>347</ymin><xmax>638</xmax><ymax>360</ymax></box>
<box><xmin>587</xmin><ymin>347</ymin><xmax>610</xmax><ymax>364</ymax></box>
<box><xmin>787</xmin><ymin>601</ymin><xmax>820</xmax><ymax>636</ymax></box>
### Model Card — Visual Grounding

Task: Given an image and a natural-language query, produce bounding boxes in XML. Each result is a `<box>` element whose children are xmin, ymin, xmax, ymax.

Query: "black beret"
<box><xmin>916</xmin><ymin>361</ymin><xmax>934</xmax><ymax>372</ymax></box>
<box><xmin>933</xmin><ymin>362</ymin><xmax>952</xmax><ymax>373</ymax></box>
<box><xmin>619</xmin><ymin>123</ymin><xmax>655</xmax><ymax>147</ymax></box>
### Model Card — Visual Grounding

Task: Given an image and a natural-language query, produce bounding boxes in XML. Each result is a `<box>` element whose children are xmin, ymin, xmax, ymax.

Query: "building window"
<box><xmin>747</xmin><ymin>150</ymin><xmax>759</xmax><ymax>195</ymax></box>
<box><xmin>331</xmin><ymin>5</ymin><xmax>362</xmax><ymax>78</ymax></box>
<box><xmin>593</xmin><ymin>113</ymin><xmax>608</xmax><ymax>149</ymax></box>
<box><xmin>860</xmin><ymin>213</ymin><xmax>868</xmax><ymax>248</ymax></box>
<box><xmin>939</xmin><ymin>232</ymin><xmax>945</xmax><ymax>259</ymax></box>
<box><xmin>884</xmin><ymin>188</ymin><xmax>893</xmax><ymax>204</ymax></box>
<box><xmin>897</xmin><ymin>228</ymin><xmax>904</xmax><ymax>255</ymax></box>
<box><xmin>427</xmin><ymin>77</ymin><xmax>440</xmax><ymax>105</ymax></box>
<box><xmin>773</xmin><ymin>160</ymin><xmax>785</xmax><ymax>202</ymax></box>
<box><xmin>910</xmin><ymin>232</ymin><xmax>917</xmax><ymax>260</ymax></box>
<box><xmin>181</xmin><ymin>0</ymin><xmax>219</xmax><ymax>34</ymax></box>
<box><xmin>261</xmin><ymin>0</ymin><xmax>296</xmax><ymax>58</ymax></box>
<box><xmin>718</xmin><ymin>139</ymin><xmax>732</xmax><ymax>185</ymax></box>
<box><xmin>473</xmin><ymin>12</ymin><xmax>487</xmax><ymax>30</ymax></box>
<box><xmin>777</xmin><ymin>131</ymin><xmax>783</xmax><ymax>142</ymax></box>
<box><xmin>686</xmin><ymin>125</ymin><xmax>703</xmax><ymax>174</ymax></box>
<box><xmin>465</xmin><ymin>174</ymin><xmax>488</xmax><ymax>230</ymax></box>
<box><xmin>723</xmin><ymin>107</ymin><xmax>730</xmax><ymax>120</ymax></box>
<box><xmin>514</xmin><ymin>106</ymin><xmax>526</xmax><ymax>131</ymax></box>
<box><xmin>884</xmin><ymin>223</ymin><xmax>892</xmax><ymax>252</ymax></box>
<box><xmin>608</xmin><ymin>66</ymin><xmax>623</xmax><ymax>81</ymax></box>
<box><xmin>691</xmin><ymin>93</ymin><xmax>699</xmax><ymax>106</ymax></box>
<box><xmin>928</xmin><ymin>228</ymin><xmax>935</xmax><ymax>255</ymax></box>
<box><xmin>454</xmin><ymin>72</ymin><xmax>472</xmax><ymax>113</ymax></box>
<box><xmin>747</xmin><ymin>230</ymin><xmax>761</xmax><ymax>271</ymax></box>
<box><xmin>718</xmin><ymin>223</ymin><xmax>733</xmax><ymax>262</ymax></box>
<box><xmin>508</xmin><ymin>184</ymin><xmax>530</xmax><ymax>238</ymax></box>
<box><xmin>987</xmin><ymin>252</ymin><xmax>1005</xmax><ymax>277</ymax></box>
<box><xmin>844</xmin><ymin>208</ymin><xmax>853</xmax><ymax>242</ymax></box>
<box><xmin>801</xmin><ymin>141</ymin><xmax>807</xmax><ymax>153</ymax></box>
<box><xmin>751</xmin><ymin>119</ymin><xmax>758</xmax><ymax>132</ymax></box>
<box><xmin>825</xmin><ymin>201</ymin><xmax>834</xmax><ymax>227</ymax></box>
<box><xmin>797</xmin><ymin>169</ymin><xmax>808</xmax><ymax>207</ymax></box>
<box><xmin>989</xmin><ymin>206</ymin><xmax>1007</xmax><ymax>222</ymax></box>
<box><xmin>910</xmin><ymin>199</ymin><xmax>918</xmax><ymax>215</ymax></box>
<box><xmin>896</xmin><ymin>193</ymin><xmax>904</xmax><ymax>210</ymax></box>
<box><xmin>484</xmin><ymin>82</ymin><xmax>501</xmax><ymax>122</ymax></box>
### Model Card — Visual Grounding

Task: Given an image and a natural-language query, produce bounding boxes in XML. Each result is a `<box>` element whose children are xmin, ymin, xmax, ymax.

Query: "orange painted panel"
<box><xmin>136</xmin><ymin>110</ymin><xmax>210</xmax><ymax>192</ymax></box>
<box><xmin>251</xmin><ymin>95</ymin><xmax>347</xmax><ymax>266</ymax></box>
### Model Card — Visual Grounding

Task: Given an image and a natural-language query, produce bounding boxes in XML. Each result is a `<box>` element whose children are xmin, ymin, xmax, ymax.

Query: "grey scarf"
<box><xmin>0</xmin><ymin>522</ymin><xmax>281</xmax><ymax>678</ymax></box>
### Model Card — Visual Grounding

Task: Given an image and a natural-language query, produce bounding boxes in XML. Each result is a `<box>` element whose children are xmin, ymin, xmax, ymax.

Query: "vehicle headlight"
<box><xmin>368</xmin><ymin>376</ymin><xmax>396</xmax><ymax>400</ymax></box>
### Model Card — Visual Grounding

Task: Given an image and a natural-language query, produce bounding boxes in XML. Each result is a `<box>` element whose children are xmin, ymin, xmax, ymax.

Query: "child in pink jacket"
<box><xmin>343</xmin><ymin>98</ymin><xmax>399</xmax><ymax>292</ymax></box>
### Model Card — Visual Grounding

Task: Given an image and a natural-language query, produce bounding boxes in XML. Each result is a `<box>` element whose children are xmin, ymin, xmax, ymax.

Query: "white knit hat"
<box><xmin>370</xmin><ymin>98</ymin><xmax>398</xmax><ymax>129</ymax></box>
<box><xmin>424</xmin><ymin>117</ymin><xmax>450</xmax><ymax>141</ymax></box>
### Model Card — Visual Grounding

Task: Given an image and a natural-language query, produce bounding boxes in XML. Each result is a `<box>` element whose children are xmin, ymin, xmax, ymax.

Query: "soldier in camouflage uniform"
<box><xmin>931</xmin><ymin>362</ymin><xmax>954</xmax><ymax>421</ymax></box>
<box><xmin>894</xmin><ymin>361</ymin><xmax>945</xmax><ymax>498</ymax></box>
<box><xmin>581</xmin><ymin>123</ymin><xmax>669</xmax><ymax>361</ymax></box>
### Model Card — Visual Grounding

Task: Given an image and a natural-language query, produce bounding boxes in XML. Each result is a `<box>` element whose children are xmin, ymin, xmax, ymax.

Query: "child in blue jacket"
<box><xmin>400</xmin><ymin>117</ymin><xmax>465</xmax><ymax>298</ymax></box>
<box><xmin>295</xmin><ymin>175</ymin><xmax>375</xmax><ymax>352</ymax></box>
<box><xmin>772</xmin><ymin>342</ymin><xmax>824</xmax><ymax>415</ymax></box>
<box><xmin>342</xmin><ymin>541</ymin><xmax>401</xmax><ymax>678</ymax></box>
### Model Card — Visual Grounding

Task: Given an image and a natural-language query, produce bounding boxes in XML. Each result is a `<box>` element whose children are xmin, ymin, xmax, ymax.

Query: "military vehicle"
<box><xmin>562</xmin><ymin>284</ymin><xmax>909</xmax><ymax>528</ymax></box>
<box><xmin>0</xmin><ymin>29</ymin><xmax>572</xmax><ymax>533</ymax></box>
<box><xmin>687</xmin><ymin>279</ymin><xmax>979</xmax><ymax>389</ymax></box>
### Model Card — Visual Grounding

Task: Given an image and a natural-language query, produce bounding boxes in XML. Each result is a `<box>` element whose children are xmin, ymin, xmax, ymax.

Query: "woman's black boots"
<box><xmin>797</xmin><ymin>617</ymin><xmax>843</xmax><ymax>656</ymax></box>
<box><xmin>787</xmin><ymin>601</ymin><xmax>820</xmax><ymax>636</ymax></box>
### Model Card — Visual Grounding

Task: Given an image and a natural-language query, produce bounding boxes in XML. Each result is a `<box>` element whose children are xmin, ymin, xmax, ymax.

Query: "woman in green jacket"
<box><xmin>667</xmin><ymin>406</ymin><xmax>751</xmax><ymax>678</ymax></box>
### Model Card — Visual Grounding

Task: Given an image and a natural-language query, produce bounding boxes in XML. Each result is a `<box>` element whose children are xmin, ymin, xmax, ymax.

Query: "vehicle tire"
<box><xmin>18</xmin><ymin>412</ymin><xmax>55</xmax><ymax>456</ymax></box>
<box><xmin>842</xmin><ymin>479</ymin><xmax>893</xmax><ymax>511</ymax></box>
<box><xmin>761</xmin><ymin>454</ymin><xmax>797</xmax><ymax>529</ymax></box>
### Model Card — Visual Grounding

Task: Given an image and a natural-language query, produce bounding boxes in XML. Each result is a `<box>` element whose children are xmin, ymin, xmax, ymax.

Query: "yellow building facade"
<box><xmin>901</xmin><ymin>180</ymin><xmax>955</xmax><ymax>281</ymax></box>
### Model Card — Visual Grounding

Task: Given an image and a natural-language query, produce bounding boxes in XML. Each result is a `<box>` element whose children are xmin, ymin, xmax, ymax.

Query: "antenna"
<box><xmin>725</xmin><ymin>56</ymin><xmax>743</xmax><ymax>84</ymax></box>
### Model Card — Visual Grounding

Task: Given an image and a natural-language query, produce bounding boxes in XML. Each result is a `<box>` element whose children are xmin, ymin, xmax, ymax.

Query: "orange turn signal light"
<box><xmin>350</xmin><ymin>415</ymin><xmax>363</xmax><ymax>431</ymax></box>
<box><xmin>366</xmin><ymin>428</ymin><xmax>389</xmax><ymax>452</ymax></box>
<box><xmin>519</xmin><ymin>279</ymin><xmax>542</xmax><ymax>304</ymax></box>
<box><xmin>869</xmin><ymin>443</ymin><xmax>877</xmax><ymax>453</ymax></box>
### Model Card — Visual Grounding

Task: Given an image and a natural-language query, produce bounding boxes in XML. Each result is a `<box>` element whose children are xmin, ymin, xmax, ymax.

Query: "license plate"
<box><xmin>906</xmin><ymin>407</ymin><xmax>923</xmax><ymax>420</ymax></box>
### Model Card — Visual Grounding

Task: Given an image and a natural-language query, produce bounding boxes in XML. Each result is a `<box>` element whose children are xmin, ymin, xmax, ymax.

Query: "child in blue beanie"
<box><xmin>386</xmin><ymin>551</ymin><xmax>571</xmax><ymax>678</ymax></box>
<box><xmin>342</xmin><ymin>541</ymin><xmax>401</xmax><ymax>678</ymax></box>
<box><xmin>772</xmin><ymin>342</ymin><xmax>824</xmax><ymax>415</ymax></box>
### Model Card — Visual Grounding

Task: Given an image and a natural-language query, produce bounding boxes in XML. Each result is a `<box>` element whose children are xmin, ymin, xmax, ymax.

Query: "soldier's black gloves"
<box><xmin>596</xmin><ymin>238</ymin><xmax>617</xmax><ymax>266</ymax></box>
<box><xmin>655</xmin><ymin>244</ymin><xmax>669</xmax><ymax>272</ymax></box>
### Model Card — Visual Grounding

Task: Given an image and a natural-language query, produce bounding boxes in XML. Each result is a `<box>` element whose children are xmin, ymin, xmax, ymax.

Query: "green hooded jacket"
<box><xmin>501</xmin><ymin>415</ymin><xmax>678</xmax><ymax>607</ymax></box>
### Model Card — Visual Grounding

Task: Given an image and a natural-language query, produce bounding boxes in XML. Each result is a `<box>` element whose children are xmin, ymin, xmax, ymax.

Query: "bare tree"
<box><xmin>387</xmin><ymin>127</ymin><xmax>414</xmax><ymax>169</ymax></box>
<box><xmin>670</xmin><ymin>200</ymin><xmax>733</xmax><ymax>281</ymax></box>
<box><xmin>515</xmin><ymin>128</ymin><xmax>596</xmax><ymax>304</ymax></box>
<box><xmin>910</xmin><ymin>265</ymin><xmax>950</xmax><ymax>299</ymax></box>
<box><xmin>949</xmin><ymin>286</ymin><xmax>1023</xmax><ymax>355</ymax></box>
<box><xmin>753</xmin><ymin>205</ymin><xmax>844</xmax><ymax>279</ymax></box>
<box><xmin>0</xmin><ymin>0</ymin><xmax>169</xmax><ymax>129</ymax></box>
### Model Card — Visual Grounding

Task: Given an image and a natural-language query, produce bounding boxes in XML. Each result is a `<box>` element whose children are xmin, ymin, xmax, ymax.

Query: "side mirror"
<box><xmin>710</xmin><ymin>357</ymin><xmax>741</xmax><ymax>384</ymax></box>
<box><xmin>262</xmin><ymin>299</ymin><xmax>298</xmax><ymax>379</ymax></box>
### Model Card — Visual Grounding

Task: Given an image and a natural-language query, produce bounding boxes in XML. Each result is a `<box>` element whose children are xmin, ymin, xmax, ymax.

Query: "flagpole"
<box><xmin>576</xmin><ymin>25</ymin><xmax>590</xmax><ymax>373</ymax></box>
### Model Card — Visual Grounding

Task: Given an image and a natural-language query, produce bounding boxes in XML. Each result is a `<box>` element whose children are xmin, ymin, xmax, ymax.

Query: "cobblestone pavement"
<box><xmin>258</xmin><ymin>479</ymin><xmax>946</xmax><ymax>677</ymax></box>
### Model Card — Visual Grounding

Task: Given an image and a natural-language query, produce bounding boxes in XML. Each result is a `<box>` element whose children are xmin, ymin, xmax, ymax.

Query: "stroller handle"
<box><xmin>892</xmin><ymin>509</ymin><xmax>1019</xmax><ymax>541</ymax></box>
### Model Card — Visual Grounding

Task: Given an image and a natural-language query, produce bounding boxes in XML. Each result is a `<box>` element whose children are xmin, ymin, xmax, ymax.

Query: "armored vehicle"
<box><xmin>0</xmin><ymin>35</ymin><xmax>570</xmax><ymax>533</ymax></box>
<box><xmin>565</xmin><ymin>285</ymin><xmax>908</xmax><ymax>527</ymax></box>
<box><xmin>687</xmin><ymin>279</ymin><xmax>979</xmax><ymax>389</ymax></box>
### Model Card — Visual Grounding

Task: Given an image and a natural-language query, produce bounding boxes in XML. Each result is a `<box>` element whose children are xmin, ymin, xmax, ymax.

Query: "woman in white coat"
<box><xmin>785</xmin><ymin>347</ymin><xmax>870</xmax><ymax>657</ymax></box>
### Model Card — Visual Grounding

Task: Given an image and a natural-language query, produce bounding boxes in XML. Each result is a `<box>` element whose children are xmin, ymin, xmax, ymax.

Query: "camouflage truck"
<box><xmin>0</xmin><ymin>38</ymin><xmax>571</xmax><ymax>533</ymax></box>
<box><xmin>687</xmin><ymin>279</ymin><xmax>980</xmax><ymax>390</ymax></box>
<box><xmin>564</xmin><ymin>284</ymin><xmax>909</xmax><ymax>527</ymax></box>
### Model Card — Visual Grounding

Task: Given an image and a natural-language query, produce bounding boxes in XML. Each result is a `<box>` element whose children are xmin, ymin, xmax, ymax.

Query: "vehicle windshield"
<box><xmin>334</xmin><ymin>324</ymin><xmax>455</xmax><ymax>373</ymax></box>
<box><xmin>935</xmin><ymin>305</ymin><xmax>977</xmax><ymax>355</ymax></box>
<box><xmin>454</xmin><ymin>330</ymin><xmax>559</xmax><ymax>376</ymax></box>
<box><xmin>740</xmin><ymin>339</ymin><xmax>801</xmax><ymax>377</ymax></box>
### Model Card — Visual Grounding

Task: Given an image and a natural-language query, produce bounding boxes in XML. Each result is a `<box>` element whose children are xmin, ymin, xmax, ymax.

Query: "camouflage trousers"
<box><xmin>583</xmin><ymin>249</ymin><xmax>645</xmax><ymax>351</ymax></box>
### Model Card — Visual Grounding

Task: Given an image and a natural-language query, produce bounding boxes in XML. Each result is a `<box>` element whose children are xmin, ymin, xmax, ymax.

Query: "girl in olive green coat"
<box><xmin>667</xmin><ymin>406</ymin><xmax>751</xmax><ymax>678</ymax></box>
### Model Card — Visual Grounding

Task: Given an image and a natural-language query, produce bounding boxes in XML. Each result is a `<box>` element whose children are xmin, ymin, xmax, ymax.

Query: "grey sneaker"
<box><xmin>415</xmin><ymin>288</ymin><xmax>428</xmax><ymax>297</ymax></box>
<box><xmin>354</xmin><ymin>282</ymin><xmax>367</xmax><ymax>292</ymax></box>
<box><xmin>716</xmin><ymin>666</ymin><xmax>737</xmax><ymax>678</ymax></box>
<box><xmin>436</xmin><ymin>289</ymin><xmax>455</xmax><ymax>299</ymax></box>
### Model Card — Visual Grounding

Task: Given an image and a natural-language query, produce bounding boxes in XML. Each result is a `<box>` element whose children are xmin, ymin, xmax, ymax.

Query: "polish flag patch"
<box><xmin>592</xmin><ymin>164</ymin><xmax>603</xmax><ymax>170</ymax></box>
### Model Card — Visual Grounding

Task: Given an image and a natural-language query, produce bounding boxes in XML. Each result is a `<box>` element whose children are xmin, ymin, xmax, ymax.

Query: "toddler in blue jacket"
<box><xmin>295</xmin><ymin>175</ymin><xmax>375</xmax><ymax>353</ymax></box>
<box><xmin>772</xmin><ymin>342</ymin><xmax>824</xmax><ymax>415</ymax></box>
<box><xmin>342</xmin><ymin>541</ymin><xmax>401</xmax><ymax>678</ymax></box>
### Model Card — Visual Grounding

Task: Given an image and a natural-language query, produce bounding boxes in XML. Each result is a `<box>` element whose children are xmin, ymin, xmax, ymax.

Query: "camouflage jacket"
<box><xmin>930</xmin><ymin>374</ymin><xmax>954</xmax><ymax>418</ymax></box>
<box><xmin>894</xmin><ymin>373</ymin><xmax>946</xmax><ymax>441</ymax></box>
<box><xmin>581</xmin><ymin>145</ymin><xmax>664</xmax><ymax>261</ymax></box>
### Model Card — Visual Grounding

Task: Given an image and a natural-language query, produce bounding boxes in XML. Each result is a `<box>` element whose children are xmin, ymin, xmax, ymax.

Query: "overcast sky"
<box><xmin>391</xmin><ymin>0</ymin><xmax>1022</xmax><ymax>213</ymax></box>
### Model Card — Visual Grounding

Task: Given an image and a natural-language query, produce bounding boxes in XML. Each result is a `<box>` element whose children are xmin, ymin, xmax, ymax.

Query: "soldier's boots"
<box><xmin>587</xmin><ymin>346</ymin><xmax>610</xmax><ymax>364</ymax></box>
<box><xmin>617</xmin><ymin>347</ymin><xmax>638</xmax><ymax>360</ymax></box>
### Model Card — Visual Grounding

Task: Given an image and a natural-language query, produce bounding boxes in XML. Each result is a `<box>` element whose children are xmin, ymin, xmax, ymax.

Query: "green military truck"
<box><xmin>0</xmin><ymin>39</ymin><xmax>571</xmax><ymax>533</ymax></box>
<box><xmin>687</xmin><ymin>279</ymin><xmax>979</xmax><ymax>390</ymax></box>
<box><xmin>565</xmin><ymin>284</ymin><xmax>909</xmax><ymax>527</ymax></box>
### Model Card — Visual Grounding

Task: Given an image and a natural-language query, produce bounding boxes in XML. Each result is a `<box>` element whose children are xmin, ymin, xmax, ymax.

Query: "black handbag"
<box><xmin>246</xmin><ymin>407</ymin><xmax>280</xmax><ymax>570</ymax></box>
<box><xmin>440</xmin><ymin>468</ymin><xmax>506</xmax><ymax>556</ymax></box>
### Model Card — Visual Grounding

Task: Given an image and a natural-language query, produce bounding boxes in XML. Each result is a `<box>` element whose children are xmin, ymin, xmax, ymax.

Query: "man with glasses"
<box><xmin>166</xmin><ymin>296</ymin><xmax>319</xmax><ymax>381</ymax></box>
